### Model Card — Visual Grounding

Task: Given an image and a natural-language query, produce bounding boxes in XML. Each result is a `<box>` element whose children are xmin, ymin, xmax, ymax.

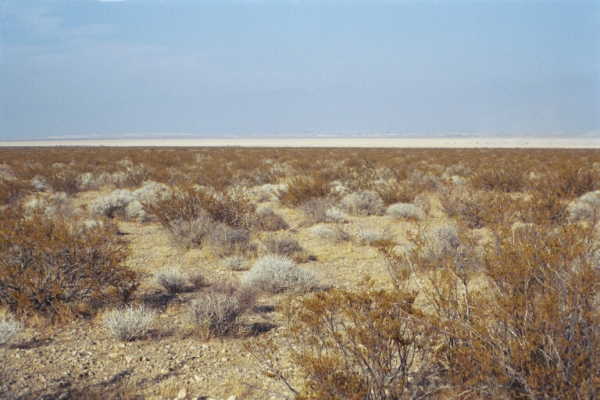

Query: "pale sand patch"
<box><xmin>1</xmin><ymin>137</ymin><xmax>600</xmax><ymax>148</ymax></box>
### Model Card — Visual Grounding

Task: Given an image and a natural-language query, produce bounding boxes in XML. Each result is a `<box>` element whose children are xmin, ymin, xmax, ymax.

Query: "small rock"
<box><xmin>175</xmin><ymin>388</ymin><xmax>187</xmax><ymax>400</ymax></box>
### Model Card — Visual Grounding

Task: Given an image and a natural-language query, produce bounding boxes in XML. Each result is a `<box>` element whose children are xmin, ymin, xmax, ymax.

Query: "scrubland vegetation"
<box><xmin>0</xmin><ymin>147</ymin><xmax>599</xmax><ymax>399</ymax></box>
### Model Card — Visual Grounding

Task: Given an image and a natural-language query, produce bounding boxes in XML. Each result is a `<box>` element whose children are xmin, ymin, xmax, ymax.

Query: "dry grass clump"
<box><xmin>0</xmin><ymin>209</ymin><xmax>137</xmax><ymax>321</ymax></box>
<box><xmin>153</xmin><ymin>266</ymin><xmax>197</xmax><ymax>294</ymax></box>
<box><xmin>340</xmin><ymin>190</ymin><xmax>384</xmax><ymax>216</ymax></box>
<box><xmin>255</xmin><ymin>207</ymin><xmax>289</xmax><ymax>231</ymax></box>
<box><xmin>566</xmin><ymin>190</ymin><xmax>600</xmax><ymax>222</ymax></box>
<box><xmin>242</xmin><ymin>255</ymin><xmax>319</xmax><ymax>293</ymax></box>
<box><xmin>103</xmin><ymin>305</ymin><xmax>155</xmax><ymax>342</ymax></box>
<box><xmin>23</xmin><ymin>192</ymin><xmax>75</xmax><ymax>218</ymax></box>
<box><xmin>249</xmin><ymin>183</ymin><xmax>288</xmax><ymax>202</ymax></box>
<box><xmin>44</xmin><ymin>169</ymin><xmax>83</xmax><ymax>194</ymax></box>
<box><xmin>91</xmin><ymin>189</ymin><xmax>137</xmax><ymax>219</ymax></box>
<box><xmin>262</xmin><ymin>236</ymin><xmax>304</xmax><ymax>257</ymax></box>
<box><xmin>0</xmin><ymin>314</ymin><xmax>23</xmax><ymax>346</ymax></box>
<box><xmin>30</xmin><ymin>175</ymin><xmax>49</xmax><ymax>191</ymax></box>
<box><xmin>300</xmin><ymin>197</ymin><xmax>347</xmax><ymax>224</ymax></box>
<box><xmin>189</xmin><ymin>281</ymin><xmax>256</xmax><ymax>339</ymax></box>
<box><xmin>385</xmin><ymin>202</ymin><xmax>424</xmax><ymax>220</ymax></box>
<box><xmin>90</xmin><ymin>183</ymin><xmax>169</xmax><ymax>221</ymax></box>
<box><xmin>222</xmin><ymin>255</ymin><xmax>250</xmax><ymax>271</ymax></box>
<box><xmin>0</xmin><ymin>178</ymin><xmax>30</xmax><ymax>206</ymax></box>
<box><xmin>374</xmin><ymin>180</ymin><xmax>415</xmax><ymax>205</ymax></box>
<box><xmin>168</xmin><ymin>214</ymin><xmax>213</xmax><ymax>249</ymax></box>
<box><xmin>354</xmin><ymin>226</ymin><xmax>391</xmax><ymax>245</ymax></box>
<box><xmin>208</xmin><ymin>223</ymin><xmax>255</xmax><ymax>256</ymax></box>
<box><xmin>308</xmin><ymin>224</ymin><xmax>350</xmax><ymax>242</ymax></box>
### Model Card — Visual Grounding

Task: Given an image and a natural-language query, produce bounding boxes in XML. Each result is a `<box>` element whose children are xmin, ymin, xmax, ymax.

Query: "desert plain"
<box><xmin>0</xmin><ymin>144</ymin><xmax>598</xmax><ymax>400</ymax></box>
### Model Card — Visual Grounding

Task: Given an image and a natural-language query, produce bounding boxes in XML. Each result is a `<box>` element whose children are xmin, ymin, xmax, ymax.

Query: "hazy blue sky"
<box><xmin>1</xmin><ymin>0</ymin><xmax>599</xmax><ymax>139</ymax></box>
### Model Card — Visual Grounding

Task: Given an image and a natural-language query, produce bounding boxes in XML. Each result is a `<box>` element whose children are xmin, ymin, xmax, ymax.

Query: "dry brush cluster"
<box><xmin>1</xmin><ymin>147</ymin><xmax>600</xmax><ymax>399</ymax></box>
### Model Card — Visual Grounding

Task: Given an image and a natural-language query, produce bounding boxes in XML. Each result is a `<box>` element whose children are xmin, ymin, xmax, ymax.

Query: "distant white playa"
<box><xmin>1</xmin><ymin>137</ymin><xmax>600</xmax><ymax>148</ymax></box>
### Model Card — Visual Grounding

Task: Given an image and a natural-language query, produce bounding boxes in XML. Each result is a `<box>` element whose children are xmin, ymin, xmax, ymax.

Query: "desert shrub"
<box><xmin>518</xmin><ymin>190</ymin><xmax>568</xmax><ymax>226</ymax></box>
<box><xmin>132</xmin><ymin>180</ymin><xmax>172</xmax><ymax>204</ymax></box>
<box><xmin>114</xmin><ymin>164</ymin><xmax>151</xmax><ymax>189</ymax></box>
<box><xmin>0</xmin><ymin>209</ymin><xmax>137</xmax><ymax>321</ymax></box>
<box><xmin>385</xmin><ymin>202</ymin><xmax>424</xmax><ymax>220</ymax></box>
<box><xmin>280</xmin><ymin>175</ymin><xmax>331</xmax><ymax>207</ymax></box>
<box><xmin>471</xmin><ymin>164</ymin><xmax>527</xmax><ymax>193</ymax></box>
<box><xmin>300</xmin><ymin>198</ymin><xmax>347</xmax><ymax>224</ymax></box>
<box><xmin>153</xmin><ymin>266</ymin><xmax>190</xmax><ymax>294</ymax></box>
<box><xmin>124</xmin><ymin>200</ymin><xmax>147</xmax><ymax>221</ymax></box>
<box><xmin>90</xmin><ymin>189</ymin><xmax>135</xmax><ymax>219</ymax></box>
<box><xmin>422</xmin><ymin>223</ymin><xmax>460</xmax><ymax>260</ymax></box>
<box><xmin>380</xmin><ymin>223</ymin><xmax>600</xmax><ymax>399</ymax></box>
<box><xmin>45</xmin><ymin>169</ymin><xmax>82</xmax><ymax>194</ymax></box>
<box><xmin>145</xmin><ymin>186</ymin><xmax>255</xmax><ymax>229</ymax></box>
<box><xmin>243</xmin><ymin>255</ymin><xmax>318</xmax><ymax>293</ymax></box>
<box><xmin>189</xmin><ymin>282</ymin><xmax>255</xmax><ymax>338</ymax></box>
<box><xmin>23</xmin><ymin>192</ymin><xmax>74</xmax><ymax>218</ymax></box>
<box><xmin>0</xmin><ymin>314</ymin><xmax>22</xmax><ymax>345</ymax></box>
<box><xmin>250</xmin><ymin>183</ymin><xmax>288</xmax><ymax>202</ymax></box>
<box><xmin>566</xmin><ymin>190</ymin><xmax>600</xmax><ymax>222</ymax></box>
<box><xmin>340</xmin><ymin>190</ymin><xmax>384</xmax><ymax>216</ymax></box>
<box><xmin>0</xmin><ymin>164</ymin><xmax>16</xmax><ymax>181</ymax></box>
<box><xmin>208</xmin><ymin>223</ymin><xmax>254</xmax><ymax>256</ymax></box>
<box><xmin>168</xmin><ymin>214</ymin><xmax>213</xmax><ymax>248</ymax></box>
<box><xmin>548</xmin><ymin>164</ymin><xmax>600</xmax><ymax>198</ymax></box>
<box><xmin>77</xmin><ymin>172</ymin><xmax>100</xmax><ymax>191</ymax></box>
<box><xmin>439</xmin><ymin>186</ymin><xmax>516</xmax><ymax>228</ymax></box>
<box><xmin>374</xmin><ymin>180</ymin><xmax>415</xmax><ymax>205</ymax></box>
<box><xmin>144</xmin><ymin>188</ymin><xmax>195</xmax><ymax>227</ymax></box>
<box><xmin>308</xmin><ymin>224</ymin><xmax>350</xmax><ymax>242</ymax></box>
<box><xmin>0</xmin><ymin>178</ymin><xmax>30</xmax><ymax>206</ymax></box>
<box><xmin>30</xmin><ymin>175</ymin><xmax>49</xmax><ymax>192</ymax></box>
<box><xmin>249</xmin><ymin>288</ymin><xmax>439</xmax><ymax>400</ymax></box>
<box><xmin>222</xmin><ymin>256</ymin><xmax>250</xmax><ymax>271</ymax></box>
<box><xmin>444</xmin><ymin>224</ymin><xmax>600</xmax><ymax>398</ymax></box>
<box><xmin>354</xmin><ymin>227</ymin><xmax>391</xmax><ymax>245</ymax></box>
<box><xmin>263</xmin><ymin>236</ymin><xmax>303</xmax><ymax>257</ymax></box>
<box><xmin>103</xmin><ymin>305</ymin><xmax>155</xmax><ymax>342</ymax></box>
<box><xmin>407</xmin><ymin>169</ymin><xmax>441</xmax><ymax>190</ymax></box>
<box><xmin>255</xmin><ymin>207</ymin><xmax>289</xmax><ymax>231</ymax></box>
<box><xmin>443</xmin><ymin>163</ymin><xmax>472</xmax><ymax>178</ymax></box>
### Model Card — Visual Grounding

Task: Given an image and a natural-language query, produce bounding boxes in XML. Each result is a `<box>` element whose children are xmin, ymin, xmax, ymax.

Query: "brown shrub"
<box><xmin>374</xmin><ymin>181</ymin><xmax>415</xmax><ymax>205</ymax></box>
<box><xmin>471</xmin><ymin>163</ymin><xmax>527</xmax><ymax>193</ymax></box>
<box><xmin>381</xmin><ymin>223</ymin><xmax>600</xmax><ymax>399</ymax></box>
<box><xmin>544</xmin><ymin>164</ymin><xmax>600</xmax><ymax>199</ymax></box>
<box><xmin>0</xmin><ymin>178</ymin><xmax>30</xmax><ymax>206</ymax></box>
<box><xmin>248</xmin><ymin>286</ymin><xmax>439</xmax><ymax>400</ymax></box>
<box><xmin>263</xmin><ymin>236</ymin><xmax>303</xmax><ymax>257</ymax></box>
<box><xmin>280</xmin><ymin>175</ymin><xmax>331</xmax><ymax>207</ymax></box>
<box><xmin>189</xmin><ymin>281</ymin><xmax>256</xmax><ymax>339</ymax></box>
<box><xmin>145</xmin><ymin>186</ymin><xmax>256</xmax><ymax>230</ymax></box>
<box><xmin>44</xmin><ymin>169</ymin><xmax>82</xmax><ymax>194</ymax></box>
<box><xmin>255</xmin><ymin>207</ymin><xmax>289</xmax><ymax>231</ymax></box>
<box><xmin>0</xmin><ymin>209</ymin><xmax>137</xmax><ymax>322</ymax></box>
<box><xmin>208</xmin><ymin>223</ymin><xmax>255</xmax><ymax>256</ymax></box>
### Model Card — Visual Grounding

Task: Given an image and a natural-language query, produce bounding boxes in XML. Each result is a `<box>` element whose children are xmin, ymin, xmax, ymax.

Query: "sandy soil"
<box><xmin>1</xmin><ymin>137</ymin><xmax>600</xmax><ymax>148</ymax></box>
